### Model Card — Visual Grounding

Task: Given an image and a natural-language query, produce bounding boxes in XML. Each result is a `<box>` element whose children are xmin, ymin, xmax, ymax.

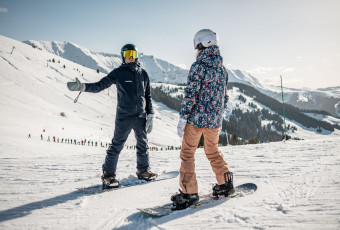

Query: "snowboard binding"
<box><xmin>101</xmin><ymin>172</ymin><xmax>119</xmax><ymax>189</ymax></box>
<box><xmin>212</xmin><ymin>171</ymin><xmax>235</xmax><ymax>197</ymax></box>
<box><xmin>171</xmin><ymin>189</ymin><xmax>199</xmax><ymax>210</ymax></box>
<box><xmin>136</xmin><ymin>169</ymin><xmax>157</xmax><ymax>181</ymax></box>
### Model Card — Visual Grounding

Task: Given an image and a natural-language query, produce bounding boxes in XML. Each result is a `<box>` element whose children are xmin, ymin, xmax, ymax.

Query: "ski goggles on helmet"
<box><xmin>122</xmin><ymin>50</ymin><xmax>138</xmax><ymax>59</ymax></box>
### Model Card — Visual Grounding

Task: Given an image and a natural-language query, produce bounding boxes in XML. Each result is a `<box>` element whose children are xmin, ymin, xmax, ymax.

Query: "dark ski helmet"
<box><xmin>121</xmin><ymin>44</ymin><xmax>138</xmax><ymax>63</ymax></box>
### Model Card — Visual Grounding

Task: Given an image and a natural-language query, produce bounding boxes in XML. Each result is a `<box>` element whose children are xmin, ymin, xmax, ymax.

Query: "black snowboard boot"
<box><xmin>136</xmin><ymin>169</ymin><xmax>157</xmax><ymax>181</ymax></box>
<box><xmin>101</xmin><ymin>171</ymin><xmax>119</xmax><ymax>189</ymax></box>
<box><xmin>171</xmin><ymin>190</ymin><xmax>199</xmax><ymax>210</ymax></box>
<box><xmin>212</xmin><ymin>172</ymin><xmax>235</xmax><ymax>197</ymax></box>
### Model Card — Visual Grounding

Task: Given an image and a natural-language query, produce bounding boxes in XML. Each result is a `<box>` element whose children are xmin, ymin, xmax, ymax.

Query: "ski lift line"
<box><xmin>280</xmin><ymin>75</ymin><xmax>287</xmax><ymax>141</ymax></box>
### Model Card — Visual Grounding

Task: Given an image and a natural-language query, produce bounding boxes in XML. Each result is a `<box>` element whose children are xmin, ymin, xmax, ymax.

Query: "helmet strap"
<box><xmin>196</xmin><ymin>43</ymin><xmax>205</xmax><ymax>50</ymax></box>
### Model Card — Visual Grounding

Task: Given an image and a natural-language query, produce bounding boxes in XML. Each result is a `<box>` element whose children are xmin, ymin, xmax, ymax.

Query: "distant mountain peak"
<box><xmin>23</xmin><ymin>39</ymin><xmax>340</xmax><ymax>117</ymax></box>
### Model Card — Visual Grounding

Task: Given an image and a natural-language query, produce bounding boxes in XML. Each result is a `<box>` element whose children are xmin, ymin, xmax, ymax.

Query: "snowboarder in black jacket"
<box><xmin>67</xmin><ymin>44</ymin><xmax>157</xmax><ymax>188</ymax></box>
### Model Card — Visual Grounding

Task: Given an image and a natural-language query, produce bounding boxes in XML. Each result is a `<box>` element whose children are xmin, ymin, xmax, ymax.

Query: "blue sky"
<box><xmin>0</xmin><ymin>0</ymin><xmax>339</xmax><ymax>89</ymax></box>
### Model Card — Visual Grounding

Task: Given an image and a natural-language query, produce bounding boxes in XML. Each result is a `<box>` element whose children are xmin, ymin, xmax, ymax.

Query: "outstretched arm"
<box><xmin>84</xmin><ymin>70</ymin><xmax>118</xmax><ymax>93</ymax></box>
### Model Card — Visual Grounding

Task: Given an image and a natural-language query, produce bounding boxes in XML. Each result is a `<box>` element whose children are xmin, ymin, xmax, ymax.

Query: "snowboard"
<box><xmin>77</xmin><ymin>171</ymin><xmax>179</xmax><ymax>194</ymax></box>
<box><xmin>138</xmin><ymin>183</ymin><xmax>257</xmax><ymax>217</ymax></box>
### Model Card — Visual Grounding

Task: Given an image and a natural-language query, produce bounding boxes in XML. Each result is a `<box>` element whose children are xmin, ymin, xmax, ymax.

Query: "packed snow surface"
<box><xmin>0</xmin><ymin>137</ymin><xmax>339</xmax><ymax>229</ymax></box>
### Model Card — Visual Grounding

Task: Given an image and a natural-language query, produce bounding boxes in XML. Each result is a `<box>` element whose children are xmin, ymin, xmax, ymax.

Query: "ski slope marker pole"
<box><xmin>280</xmin><ymin>75</ymin><xmax>287</xmax><ymax>141</ymax></box>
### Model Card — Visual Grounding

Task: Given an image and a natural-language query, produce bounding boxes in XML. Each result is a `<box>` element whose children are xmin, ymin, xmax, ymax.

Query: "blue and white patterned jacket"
<box><xmin>179</xmin><ymin>46</ymin><xmax>228</xmax><ymax>129</ymax></box>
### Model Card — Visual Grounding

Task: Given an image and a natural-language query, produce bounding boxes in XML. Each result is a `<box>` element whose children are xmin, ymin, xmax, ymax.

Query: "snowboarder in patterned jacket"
<box><xmin>171</xmin><ymin>29</ymin><xmax>235</xmax><ymax>210</ymax></box>
<box><xmin>67</xmin><ymin>44</ymin><xmax>157</xmax><ymax>188</ymax></box>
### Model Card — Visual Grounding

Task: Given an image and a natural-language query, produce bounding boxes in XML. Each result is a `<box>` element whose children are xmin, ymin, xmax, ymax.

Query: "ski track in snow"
<box><xmin>0</xmin><ymin>138</ymin><xmax>340</xmax><ymax>229</ymax></box>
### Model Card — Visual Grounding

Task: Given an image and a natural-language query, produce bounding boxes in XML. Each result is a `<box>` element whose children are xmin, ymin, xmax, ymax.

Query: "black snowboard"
<box><xmin>77</xmin><ymin>171</ymin><xmax>179</xmax><ymax>194</ymax></box>
<box><xmin>138</xmin><ymin>183</ymin><xmax>257</xmax><ymax>217</ymax></box>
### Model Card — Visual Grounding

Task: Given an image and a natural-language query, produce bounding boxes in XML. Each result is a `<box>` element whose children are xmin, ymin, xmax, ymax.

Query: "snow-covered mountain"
<box><xmin>0</xmin><ymin>35</ymin><xmax>181</xmax><ymax>148</ymax></box>
<box><xmin>259</xmin><ymin>85</ymin><xmax>340</xmax><ymax>118</ymax></box>
<box><xmin>24</xmin><ymin>40</ymin><xmax>269</xmax><ymax>89</ymax></box>
<box><xmin>23</xmin><ymin>40</ymin><xmax>188</xmax><ymax>84</ymax></box>
<box><xmin>1</xmin><ymin>35</ymin><xmax>340</xmax><ymax>230</ymax></box>
<box><xmin>24</xmin><ymin>40</ymin><xmax>340</xmax><ymax>117</ymax></box>
<box><xmin>1</xmin><ymin>34</ymin><xmax>338</xmax><ymax>145</ymax></box>
<box><xmin>150</xmin><ymin>82</ymin><xmax>340</xmax><ymax>141</ymax></box>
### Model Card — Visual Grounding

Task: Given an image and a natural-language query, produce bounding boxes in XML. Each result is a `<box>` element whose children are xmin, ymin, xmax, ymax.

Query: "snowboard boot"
<box><xmin>171</xmin><ymin>190</ymin><xmax>199</xmax><ymax>210</ymax></box>
<box><xmin>101</xmin><ymin>171</ymin><xmax>119</xmax><ymax>189</ymax></box>
<box><xmin>212</xmin><ymin>172</ymin><xmax>235</xmax><ymax>197</ymax></box>
<box><xmin>136</xmin><ymin>169</ymin><xmax>157</xmax><ymax>181</ymax></box>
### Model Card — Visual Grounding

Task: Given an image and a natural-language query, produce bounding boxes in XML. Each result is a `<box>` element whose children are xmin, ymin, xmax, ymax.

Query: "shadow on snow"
<box><xmin>0</xmin><ymin>190</ymin><xmax>92</xmax><ymax>222</ymax></box>
<box><xmin>115</xmin><ymin>198</ymin><xmax>228</xmax><ymax>230</ymax></box>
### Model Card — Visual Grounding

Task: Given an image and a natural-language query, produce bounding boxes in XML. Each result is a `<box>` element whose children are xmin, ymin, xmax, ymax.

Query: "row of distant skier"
<box><xmin>27</xmin><ymin>133</ymin><xmax>180</xmax><ymax>151</ymax></box>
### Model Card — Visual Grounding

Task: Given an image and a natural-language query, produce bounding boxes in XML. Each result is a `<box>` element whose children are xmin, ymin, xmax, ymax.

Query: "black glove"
<box><xmin>146</xmin><ymin>114</ymin><xmax>154</xmax><ymax>134</ymax></box>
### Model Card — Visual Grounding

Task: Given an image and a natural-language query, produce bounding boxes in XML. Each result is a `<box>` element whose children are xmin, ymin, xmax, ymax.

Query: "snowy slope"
<box><xmin>24</xmin><ymin>40</ymin><xmax>188</xmax><ymax>85</ymax></box>
<box><xmin>261</xmin><ymin>85</ymin><xmax>340</xmax><ymax>118</ymax></box>
<box><xmin>2</xmin><ymin>34</ymin><xmax>338</xmax><ymax>144</ymax></box>
<box><xmin>24</xmin><ymin>40</ymin><xmax>340</xmax><ymax>117</ymax></box>
<box><xmin>151</xmin><ymin>82</ymin><xmax>340</xmax><ymax>140</ymax></box>
<box><xmin>0</xmin><ymin>134</ymin><xmax>339</xmax><ymax>229</ymax></box>
<box><xmin>226</xmin><ymin>86</ymin><xmax>340</xmax><ymax>139</ymax></box>
<box><xmin>228</xmin><ymin>69</ymin><xmax>264</xmax><ymax>89</ymax></box>
<box><xmin>0</xmin><ymin>35</ymin><xmax>181</xmax><ymax>148</ymax></box>
<box><xmin>1</xmin><ymin>35</ymin><xmax>340</xmax><ymax>230</ymax></box>
<box><xmin>23</xmin><ymin>40</ymin><xmax>276</xmax><ymax>89</ymax></box>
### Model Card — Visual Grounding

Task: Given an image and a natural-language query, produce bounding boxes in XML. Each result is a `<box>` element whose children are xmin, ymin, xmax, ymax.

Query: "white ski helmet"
<box><xmin>193</xmin><ymin>29</ymin><xmax>219</xmax><ymax>50</ymax></box>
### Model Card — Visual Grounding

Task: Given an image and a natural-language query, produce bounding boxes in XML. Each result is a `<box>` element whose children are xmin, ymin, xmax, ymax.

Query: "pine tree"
<box><xmin>219</xmin><ymin>134</ymin><xmax>228</xmax><ymax>146</ymax></box>
<box><xmin>230</xmin><ymin>134</ymin><xmax>238</xmax><ymax>145</ymax></box>
<box><xmin>248</xmin><ymin>136</ymin><xmax>258</xmax><ymax>144</ymax></box>
<box><xmin>197</xmin><ymin>134</ymin><xmax>204</xmax><ymax>148</ymax></box>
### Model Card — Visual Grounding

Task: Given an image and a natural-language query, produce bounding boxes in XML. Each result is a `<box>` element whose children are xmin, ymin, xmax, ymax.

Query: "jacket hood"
<box><xmin>196</xmin><ymin>45</ymin><xmax>223</xmax><ymax>67</ymax></box>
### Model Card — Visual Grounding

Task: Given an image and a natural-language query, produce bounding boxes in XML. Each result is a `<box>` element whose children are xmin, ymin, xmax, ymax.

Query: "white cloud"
<box><xmin>283</xmin><ymin>68</ymin><xmax>295</xmax><ymax>73</ymax></box>
<box><xmin>305</xmin><ymin>66</ymin><xmax>313</xmax><ymax>71</ymax></box>
<box><xmin>247</xmin><ymin>66</ymin><xmax>295</xmax><ymax>75</ymax></box>
<box><xmin>296</xmin><ymin>56</ymin><xmax>303</xmax><ymax>59</ymax></box>
<box><xmin>282</xmin><ymin>77</ymin><xmax>304</xmax><ymax>86</ymax></box>
<box><xmin>0</xmin><ymin>7</ymin><xmax>8</xmax><ymax>13</ymax></box>
<box><xmin>247</xmin><ymin>67</ymin><xmax>273</xmax><ymax>75</ymax></box>
<box><xmin>259</xmin><ymin>74</ymin><xmax>303</xmax><ymax>86</ymax></box>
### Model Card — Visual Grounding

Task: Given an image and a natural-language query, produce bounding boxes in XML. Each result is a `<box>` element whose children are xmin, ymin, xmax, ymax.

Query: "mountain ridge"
<box><xmin>1</xmin><ymin>34</ymin><xmax>339</xmax><ymax>145</ymax></box>
<box><xmin>23</xmin><ymin>39</ymin><xmax>340</xmax><ymax>117</ymax></box>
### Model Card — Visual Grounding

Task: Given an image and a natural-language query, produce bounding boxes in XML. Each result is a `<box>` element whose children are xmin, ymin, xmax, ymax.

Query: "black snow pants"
<box><xmin>102</xmin><ymin>117</ymin><xmax>150</xmax><ymax>174</ymax></box>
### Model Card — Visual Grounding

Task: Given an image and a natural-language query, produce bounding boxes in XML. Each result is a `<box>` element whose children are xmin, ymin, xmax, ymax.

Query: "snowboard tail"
<box><xmin>138</xmin><ymin>183</ymin><xmax>257</xmax><ymax>217</ymax></box>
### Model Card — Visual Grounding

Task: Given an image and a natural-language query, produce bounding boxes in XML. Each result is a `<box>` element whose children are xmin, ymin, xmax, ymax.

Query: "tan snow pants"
<box><xmin>179</xmin><ymin>124</ymin><xmax>230</xmax><ymax>194</ymax></box>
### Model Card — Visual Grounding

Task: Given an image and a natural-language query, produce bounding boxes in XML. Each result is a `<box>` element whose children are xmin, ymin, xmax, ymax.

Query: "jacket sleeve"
<box><xmin>84</xmin><ymin>69</ymin><xmax>118</xmax><ymax>93</ymax></box>
<box><xmin>144</xmin><ymin>71</ymin><xmax>154</xmax><ymax>115</ymax></box>
<box><xmin>223</xmin><ymin>67</ymin><xmax>229</xmax><ymax>109</ymax></box>
<box><xmin>179</xmin><ymin>63</ymin><xmax>203</xmax><ymax>120</ymax></box>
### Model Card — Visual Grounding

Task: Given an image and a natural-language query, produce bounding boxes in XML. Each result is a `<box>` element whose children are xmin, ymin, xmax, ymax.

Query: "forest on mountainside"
<box><xmin>151</xmin><ymin>82</ymin><xmax>338</xmax><ymax>145</ymax></box>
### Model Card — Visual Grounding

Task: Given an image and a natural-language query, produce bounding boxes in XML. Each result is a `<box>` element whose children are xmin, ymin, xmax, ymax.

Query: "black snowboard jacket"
<box><xmin>84</xmin><ymin>62</ymin><xmax>154</xmax><ymax>119</ymax></box>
